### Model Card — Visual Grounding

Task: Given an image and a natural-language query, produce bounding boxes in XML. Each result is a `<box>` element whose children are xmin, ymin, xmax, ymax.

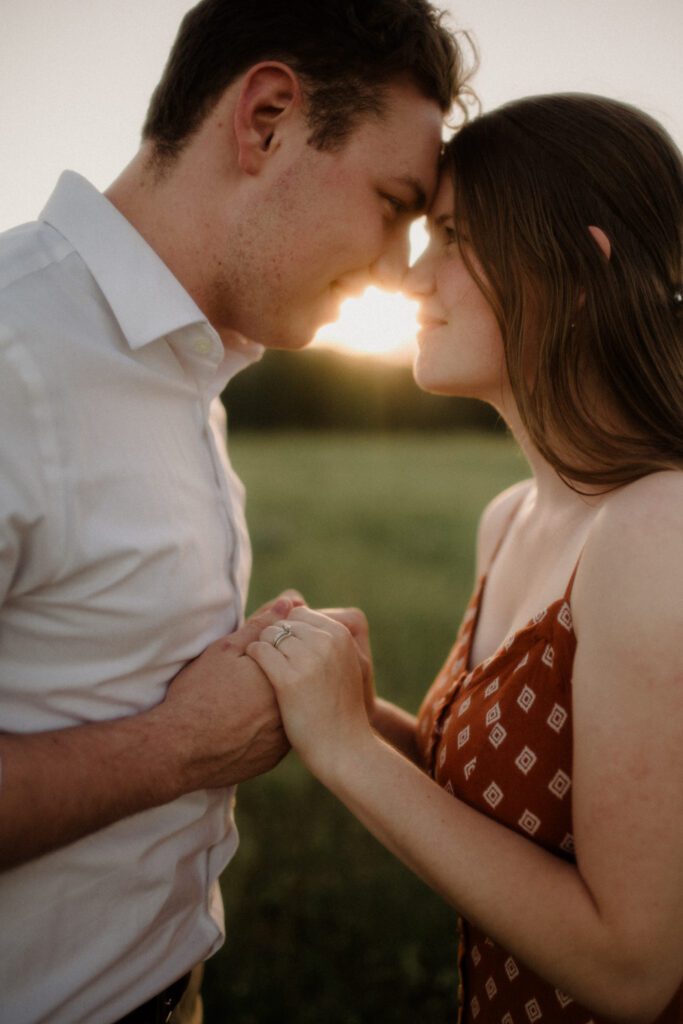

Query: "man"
<box><xmin>0</xmin><ymin>1</ymin><xmax>466</xmax><ymax>1021</ymax></box>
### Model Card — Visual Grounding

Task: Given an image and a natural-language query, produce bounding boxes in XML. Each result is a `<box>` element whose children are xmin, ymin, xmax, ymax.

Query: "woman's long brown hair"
<box><xmin>445</xmin><ymin>93</ymin><xmax>683</xmax><ymax>488</ymax></box>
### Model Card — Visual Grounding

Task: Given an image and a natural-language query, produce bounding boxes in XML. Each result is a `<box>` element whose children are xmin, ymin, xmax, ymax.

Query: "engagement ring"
<box><xmin>272</xmin><ymin>623</ymin><xmax>294</xmax><ymax>650</ymax></box>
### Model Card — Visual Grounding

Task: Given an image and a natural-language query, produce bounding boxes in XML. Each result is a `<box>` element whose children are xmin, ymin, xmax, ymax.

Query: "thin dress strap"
<box><xmin>563</xmin><ymin>545</ymin><xmax>587</xmax><ymax>603</ymax></box>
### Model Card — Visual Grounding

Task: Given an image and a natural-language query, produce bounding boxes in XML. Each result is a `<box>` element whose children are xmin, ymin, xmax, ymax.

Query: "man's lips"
<box><xmin>331</xmin><ymin>279</ymin><xmax>369</xmax><ymax>301</ymax></box>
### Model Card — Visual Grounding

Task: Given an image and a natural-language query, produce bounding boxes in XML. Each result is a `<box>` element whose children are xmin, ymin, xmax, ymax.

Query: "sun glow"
<box><xmin>313</xmin><ymin>219</ymin><xmax>429</xmax><ymax>362</ymax></box>
<box><xmin>314</xmin><ymin>286</ymin><xmax>420</xmax><ymax>362</ymax></box>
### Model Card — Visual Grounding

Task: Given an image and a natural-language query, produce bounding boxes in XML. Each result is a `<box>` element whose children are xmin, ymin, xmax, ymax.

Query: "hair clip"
<box><xmin>674</xmin><ymin>289</ymin><xmax>683</xmax><ymax>305</ymax></box>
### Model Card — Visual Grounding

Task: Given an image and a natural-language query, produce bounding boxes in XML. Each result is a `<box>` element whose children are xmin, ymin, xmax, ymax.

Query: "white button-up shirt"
<box><xmin>0</xmin><ymin>172</ymin><xmax>264</xmax><ymax>1024</ymax></box>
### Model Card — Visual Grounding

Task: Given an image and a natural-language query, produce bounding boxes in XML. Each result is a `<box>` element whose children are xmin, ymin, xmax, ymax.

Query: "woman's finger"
<box><xmin>287</xmin><ymin>606</ymin><xmax>350</xmax><ymax>638</ymax></box>
<box><xmin>259</xmin><ymin>620</ymin><xmax>303</xmax><ymax>654</ymax></box>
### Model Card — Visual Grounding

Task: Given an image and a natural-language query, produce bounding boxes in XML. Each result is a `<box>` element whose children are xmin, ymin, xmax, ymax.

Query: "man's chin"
<box><xmin>259</xmin><ymin>331</ymin><xmax>317</xmax><ymax>353</ymax></box>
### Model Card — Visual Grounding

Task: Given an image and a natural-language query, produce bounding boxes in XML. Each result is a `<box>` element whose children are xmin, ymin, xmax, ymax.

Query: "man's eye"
<box><xmin>381</xmin><ymin>194</ymin><xmax>407</xmax><ymax>216</ymax></box>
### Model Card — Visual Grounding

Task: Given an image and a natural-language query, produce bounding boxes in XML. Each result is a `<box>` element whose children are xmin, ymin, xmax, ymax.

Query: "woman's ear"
<box><xmin>588</xmin><ymin>225</ymin><xmax>611</xmax><ymax>261</ymax></box>
<box><xmin>233</xmin><ymin>62</ymin><xmax>302</xmax><ymax>175</ymax></box>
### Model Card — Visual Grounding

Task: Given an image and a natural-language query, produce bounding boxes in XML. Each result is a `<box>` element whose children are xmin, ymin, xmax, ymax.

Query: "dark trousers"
<box><xmin>114</xmin><ymin>965</ymin><xmax>203</xmax><ymax>1024</ymax></box>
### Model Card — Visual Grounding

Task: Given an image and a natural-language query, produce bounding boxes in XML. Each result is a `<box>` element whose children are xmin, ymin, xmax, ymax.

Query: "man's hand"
<box><xmin>0</xmin><ymin>597</ymin><xmax>301</xmax><ymax>870</ymax></box>
<box><xmin>156</xmin><ymin>598</ymin><xmax>297</xmax><ymax>791</ymax></box>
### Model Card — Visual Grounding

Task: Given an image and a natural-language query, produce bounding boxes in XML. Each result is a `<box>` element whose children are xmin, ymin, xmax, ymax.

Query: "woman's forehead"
<box><xmin>427</xmin><ymin>173</ymin><xmax>456</xmax><ymax>223</ymax></box>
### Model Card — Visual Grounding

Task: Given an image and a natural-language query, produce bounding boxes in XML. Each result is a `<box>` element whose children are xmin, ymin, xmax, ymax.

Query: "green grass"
<box><xmin>203</xmin><ymin>431</ymin><xmax>528</xmax><ymax>1023</ymax></box>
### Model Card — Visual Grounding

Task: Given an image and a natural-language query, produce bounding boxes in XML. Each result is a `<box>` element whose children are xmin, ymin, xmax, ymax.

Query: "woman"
<box><xmin>248</xmin><ymin>94</ymin><xmax>683</xmax><ymax>1023</ymax></box>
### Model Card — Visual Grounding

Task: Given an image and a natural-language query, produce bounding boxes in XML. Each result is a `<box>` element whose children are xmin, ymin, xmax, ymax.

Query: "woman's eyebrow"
<box><xmin>428</xmin><ymin>211</ymin><xmax>455</xmax><ymax>229</ymax></box>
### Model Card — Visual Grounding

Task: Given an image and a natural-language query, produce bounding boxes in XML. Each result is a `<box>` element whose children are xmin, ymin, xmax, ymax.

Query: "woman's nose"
<box><xmin>402</xmin><ymin>250</ymin><xmax>434</xmax><ymax>298</ymax></box>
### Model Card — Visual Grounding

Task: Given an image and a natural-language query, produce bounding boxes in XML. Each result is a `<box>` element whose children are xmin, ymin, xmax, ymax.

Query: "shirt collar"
<box><xmin>39</xmin><ymin>171</ymin><xmax>264</xmax><ymax>385</ymax></box>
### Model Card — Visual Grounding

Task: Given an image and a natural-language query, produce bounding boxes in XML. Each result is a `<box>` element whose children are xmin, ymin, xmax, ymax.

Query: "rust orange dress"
<box><xmin>416</xmin><ymin>555</ymin><xmax>681</xmax><ymax>1023</ymax></box>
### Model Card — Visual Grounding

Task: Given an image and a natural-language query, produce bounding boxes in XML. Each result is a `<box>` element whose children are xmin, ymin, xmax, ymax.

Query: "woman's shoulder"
<box><xmin>573</xmin><ymin>469</ymin><xmax>682</xmax><ymax>638</ymax></box>
<box><xmin>475</xmin><ymin>478</ymin><xmax>534</xmax><ymax>578</ymax></box>
<box><xmin>586</xmin><ymin>469</ymin><xmax>682</xmax><ymax>562</ymax></box>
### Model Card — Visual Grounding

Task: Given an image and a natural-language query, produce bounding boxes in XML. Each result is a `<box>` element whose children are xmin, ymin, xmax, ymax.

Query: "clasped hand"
<box><xmin>247</xmin><ymin>606</ymin><xmax>374</xmax><ymax>776</ymax></box>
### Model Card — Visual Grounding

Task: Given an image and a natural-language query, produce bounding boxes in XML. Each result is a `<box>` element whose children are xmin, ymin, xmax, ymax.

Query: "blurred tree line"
<box><xmin>223</xmin><ymin>347</ymin><xmax>503</xmax><ymax>431</ymax></box>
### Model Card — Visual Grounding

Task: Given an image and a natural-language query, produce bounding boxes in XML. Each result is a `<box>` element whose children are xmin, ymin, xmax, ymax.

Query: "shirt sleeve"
<box><xmin>0</xmin><ymin>330</ymin><xmax>52</xmax><ymax>605</ymax></box>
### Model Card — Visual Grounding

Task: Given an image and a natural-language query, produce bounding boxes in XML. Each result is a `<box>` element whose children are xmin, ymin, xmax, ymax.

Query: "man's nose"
<box><xmin>402</xmin><ymin>249</ymin><xmax>434</xmax><ymax>298</ymax></box>
<box><xmin>371</xmin><ymin>231</ymin><xmax>410</xmax><ymax>291</ymax></box>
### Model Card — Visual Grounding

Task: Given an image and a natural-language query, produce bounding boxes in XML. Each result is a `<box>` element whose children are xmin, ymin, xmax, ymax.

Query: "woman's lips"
<box><xmin>417</xmin><ymin>314</ymin><xmax>447</xmax><ymax>330</ymax></box>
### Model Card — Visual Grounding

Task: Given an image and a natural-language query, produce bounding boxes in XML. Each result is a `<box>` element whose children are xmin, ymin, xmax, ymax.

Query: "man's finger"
<box><xmin>223</xmin><ymin>600</ymin><xmax>293</xmax><ymax>652</ymax></box>
<box><xmin>250</xmin><ymin>590</ymin><xmax>307</xmax><ymax>617</ymax></box>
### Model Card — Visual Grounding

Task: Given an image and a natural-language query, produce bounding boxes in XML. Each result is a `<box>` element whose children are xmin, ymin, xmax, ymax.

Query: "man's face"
<box><xmin>216</xmin><ymin>79</ymin><xmax>443</xmax><ymax>349</ymax></box>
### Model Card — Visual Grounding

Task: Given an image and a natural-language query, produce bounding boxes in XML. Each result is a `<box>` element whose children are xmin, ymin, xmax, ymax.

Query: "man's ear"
<box><xmin>588</xmin><ymin>225</ymin><xmax>611</xmax><ymax>261</ymax></box>
<box><xmin>234</xmin><ymin>62</ymin><xmax>302</xmax><ymax>175</ymax></box>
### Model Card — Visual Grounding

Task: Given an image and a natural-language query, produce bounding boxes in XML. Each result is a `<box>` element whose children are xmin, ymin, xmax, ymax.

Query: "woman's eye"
<box><xmin>444</xmin><ymin>227</ymin><xmax>458</xmax><ymax>246</ymax></box>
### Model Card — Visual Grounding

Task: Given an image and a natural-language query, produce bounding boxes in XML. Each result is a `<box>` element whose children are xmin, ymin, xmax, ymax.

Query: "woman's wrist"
<box><xmin>309</xmin><ymin>718</ymin><xmax>379</xmax><ymax>791</ymax></box>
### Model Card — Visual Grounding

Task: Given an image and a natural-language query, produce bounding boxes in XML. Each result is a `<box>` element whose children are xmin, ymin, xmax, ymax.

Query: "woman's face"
<box><xmin>405</xmin><ymin>174</ymin><xmax>508</xmax><ymax>407</ymax></box>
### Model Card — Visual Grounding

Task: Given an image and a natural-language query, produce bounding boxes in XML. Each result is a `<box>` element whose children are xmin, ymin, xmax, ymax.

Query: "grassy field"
<box><xmin>203</xmin><ymin>431</ymin><xmax>528</xmax><ymax>1023</ymax></box>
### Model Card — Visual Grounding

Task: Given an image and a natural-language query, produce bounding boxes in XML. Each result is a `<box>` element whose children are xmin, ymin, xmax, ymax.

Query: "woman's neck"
<box><xmin>502</xmin><ymin>403</ymin><xmax>608</xmax><ymax>514</ymax></box>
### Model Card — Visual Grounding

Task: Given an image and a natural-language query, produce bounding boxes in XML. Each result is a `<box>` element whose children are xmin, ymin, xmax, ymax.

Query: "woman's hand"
<box><xmin>314</xmin><ymin>606</ymin><xmax>376</xmax><ymax>720</ymax></box>
<box><xmin>247</xmin><ymin>606</ymin><xmax>371</xmax><ymax>777</ymax></box>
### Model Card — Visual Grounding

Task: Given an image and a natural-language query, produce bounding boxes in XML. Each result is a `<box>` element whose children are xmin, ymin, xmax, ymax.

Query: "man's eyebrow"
<box><xmin>390</xmin><ymin>176</ymin><xmax>428</xmax><ymax>213</ymax></box>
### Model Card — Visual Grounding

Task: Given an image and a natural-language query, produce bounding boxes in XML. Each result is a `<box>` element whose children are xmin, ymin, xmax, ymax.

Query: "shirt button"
<box><xmin>192</xmin><ymin>337</ymin><xmax>212</xmax><ymax>355</ymax></box>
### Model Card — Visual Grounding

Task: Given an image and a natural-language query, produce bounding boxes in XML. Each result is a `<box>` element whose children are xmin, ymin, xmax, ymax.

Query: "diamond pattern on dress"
<box><xmin>458</xmin><ymin>695</ymin><xmax>472</xmax><ymax>717</ymax></box>
<box><xmin>489</xmin><ymin>723</ymin><xmax>507</xmax><ymax>748</ymax></box>
<box><xmin>484</xmin><ymin>678</ymin><xmax>500</xmax><ymax>698</ymax></box>
<box><xmin>548</xmin><ymin>769</ymin><xmax>571</xmax><ymax>799</ymax></box>
<box><xmin>486</xmin><ymin>702</ymin><xmax>501</xmax><ymax>727</ymax></box>
<box><xmin>484</xmin><ymin>782</ymin><xmax>504</xmax><ymax>808</ymax></box>
<box><xmin>559</xmin><ymin>833</ymin><xmax>575</xmax><ymax>855</ymax></box>
<box><xmin>547</xmin><ymin>703</ymin><xmax>568</xmax><ymax>733</ymax></box>
<box><xmin>517</xmin><ymin>685</ymin><xmax>536</xmax><ymax>712</ymax></box>
<box><xmin>518</xmin><ymin>809</ymin><xmax>541</xmax><ymax>835</ymax></box>
<box><xmin>505</xmin><ymin>957</ymin><xmax>520</xmax><ymax>981</ymax></box>
<box><xmin>557</xmin><ymin>602</ymin><xmax>573</xmax><ymax>631</ymax></box>
<box><xmin>416</xmin><ymin>562</ymin><xmax>584</xmax><ymax>1021</ymax></box>
<box><xmin>541</xmin><ymin>644</ymin><xmax>554</xmax><ymax>668</ymax></box>
<box><xmin>515</xmin><ymin>746</ymin><xmax>537</xmax><ymax>775</ymax></box>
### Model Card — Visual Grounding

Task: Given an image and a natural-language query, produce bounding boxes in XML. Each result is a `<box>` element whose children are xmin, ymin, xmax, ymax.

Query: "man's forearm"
<box><xmin>0</xmin><ymin>706</ymin><xmax>183</xmax><ymax>871</ymax></box>
<box><xmin>0</xmin><ymin>602</ymin><xmax>293</xmax><ymax>871</ymax></box>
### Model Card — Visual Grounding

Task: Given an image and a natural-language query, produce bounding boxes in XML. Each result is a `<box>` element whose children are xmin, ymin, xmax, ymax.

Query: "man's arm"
<box><xmin>0</xmin><ymin>601</ymin><xmax>292</xmax><ymax>872</ymax></box>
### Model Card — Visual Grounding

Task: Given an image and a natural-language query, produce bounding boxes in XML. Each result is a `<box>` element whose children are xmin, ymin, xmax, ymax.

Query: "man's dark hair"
<box><xmin>142</xmin><ymin>0</ymin><xmax>469</xmax><ymax>159</ymax></box>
